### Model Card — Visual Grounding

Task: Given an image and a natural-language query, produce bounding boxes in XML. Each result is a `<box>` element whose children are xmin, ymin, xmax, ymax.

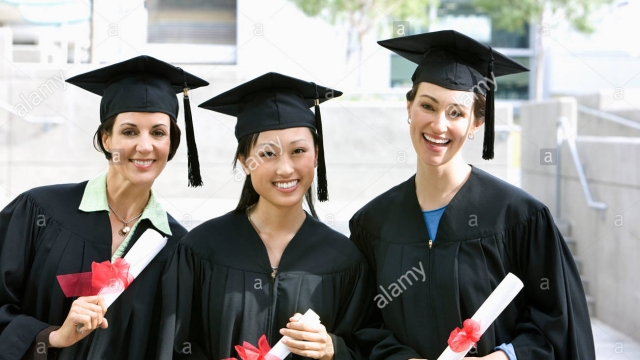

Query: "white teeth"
<box><xmin>274</xmin><ymin>180</ymin><xmax>298</xmax><ymax>189</ymax></box>
<box><xmin>423</xmin><ymin>134</ymin><xmax>450</xmax><ymax>144</ymax></box>
<box><xmin>133</xmin><ymin>160</ymin><xmax>153</xmax><ymax>166</ymax></box>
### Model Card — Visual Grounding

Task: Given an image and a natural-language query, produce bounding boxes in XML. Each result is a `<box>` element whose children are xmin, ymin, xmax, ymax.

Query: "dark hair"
<box><xmin>406</xmin><ymin>82</ymin><xmax>486</xmax><ymax>122</ymax></box>
<box><xmin>233</xmin><ymin>129</ymin><xmax>319</xmax><ymax>219</ymax></box>
<box><xmin>93</xmin><ymin>114</ymin><xmax>182</xmax><ymax>161</ymax></box>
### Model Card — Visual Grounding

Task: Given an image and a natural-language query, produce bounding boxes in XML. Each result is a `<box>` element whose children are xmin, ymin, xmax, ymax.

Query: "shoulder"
<box><xmin>165</xmin><ymin>213</ymin><xmax>188</xmax><ymax>240</ymax></box>
<box><xmin>20</xmin><ymin>181</ymin><xmax>88</xmax><ymax>214</ymax></box>
<box><xmin>470</xmin><ymin>167</ymin><xmax>546</xmax><ymax>225</ymax></box>
<box><xmin>305</xmin><ymin>215</ymin><xmax>365</xmax><ymax>265</ymax></box>
<box><xmin>178</xmin><ymin>211</ymin><xmax>243</xmax><ymax>255</ymax></box>
<box><xmin>350</xmin><ymin>176</ymin><xmax>414</xmax><ymax>233</ymax></box>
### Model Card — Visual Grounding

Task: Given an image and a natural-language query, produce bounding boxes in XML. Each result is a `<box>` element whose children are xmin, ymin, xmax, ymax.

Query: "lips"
<box><xmin>423</xmin><ymin>134</ymin><xmax>451</xmax><ymax>145</ymax></box>
<box><xmin>273</xmin><ymin>180</ymin><xmax>299</xmax><ymax>189</ymax></box>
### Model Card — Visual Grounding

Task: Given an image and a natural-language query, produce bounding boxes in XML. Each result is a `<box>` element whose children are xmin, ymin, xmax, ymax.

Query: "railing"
<box><xmin>558</xmin><ymin>116</ymin><xmax>607</xmax><ymax>212</ymax></box>
<box><xmin>577</xmin><ymin>104</ymin><xmax>640</xmax><ymax>131</ymax></box>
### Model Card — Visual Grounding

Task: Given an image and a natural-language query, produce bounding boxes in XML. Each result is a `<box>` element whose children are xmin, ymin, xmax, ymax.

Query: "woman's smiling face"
<box><xmin>407</xmin><ymin>82</ymin><xmax>483</xmax><ymax>167</ymax></box>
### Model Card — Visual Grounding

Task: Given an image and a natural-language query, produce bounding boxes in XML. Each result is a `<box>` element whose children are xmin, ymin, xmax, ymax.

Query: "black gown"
<box><xmin>0</xmin><ymin>182</ymin><xmax>186</xmax><ymax>360</ymax></box>
<box><xmin>350</xmin><ymin>166</ymin><xmax>595</xmax><ymax>360</ymax></box>
<box><xmin>158</xmin><ymin>210</ymin><xmax>371</xmax><ymax>360</ymax></box>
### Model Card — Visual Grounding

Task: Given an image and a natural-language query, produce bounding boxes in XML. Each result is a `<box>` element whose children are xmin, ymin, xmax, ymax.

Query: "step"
<box><xmin>564</xmin><ymin>236</ymin><xmax>578</xmax><ymax>255</ymax></box>
<box><xmin>586</xmin><ymin>295</ymin><xmax>596</xmax><ymax>317</ymax></box>
<box><xmin>555</xmin><ymin>219</ymin><xmax>571</xmax><ymax>237</ymax></box>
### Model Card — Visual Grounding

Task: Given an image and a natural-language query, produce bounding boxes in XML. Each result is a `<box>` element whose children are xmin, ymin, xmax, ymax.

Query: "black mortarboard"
<box><xmin>378</xmin><ymin>30</ymin><xmax>529</xmax><ymax>160</ymax></box>
<box><xmin>66</xmin><ymin>55</ymin><xmax>209</xmax><ymax>187</ymax></box>
<box><xmin>199</xmin><ymin>72</ymin><xmax>342</xmax><ymax>201</ymax></box>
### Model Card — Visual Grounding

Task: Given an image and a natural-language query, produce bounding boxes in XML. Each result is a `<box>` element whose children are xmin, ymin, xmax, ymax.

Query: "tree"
<box><xmin>472</xmin><ymin>0</ymin><xmax>614</xmax><ymax>100</ymax></box>
<box><xmin>290</xmin><ymin>0</ymin><xmax>434</xmax><ymax>85</ymax></box>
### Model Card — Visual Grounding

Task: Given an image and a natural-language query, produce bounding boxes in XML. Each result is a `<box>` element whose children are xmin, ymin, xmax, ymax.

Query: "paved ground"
<box><xmin>593</xmin><ymin>319</ymin><xmax>640</xmax><ymax>359</ymax></box>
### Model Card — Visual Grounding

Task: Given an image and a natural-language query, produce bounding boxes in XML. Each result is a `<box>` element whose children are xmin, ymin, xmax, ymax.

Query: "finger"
<box><xmin>283</xmin><ymin>338</ymin><xmax>323</xmax><ymax>351</ymax></box>
<box><xmin>73</xmin><ymin>307</ymin><xmax>99</xmax><ymax>330</ymax></box>
<box><xmin>72</xmin><ymin>313</ymin><xmax>93</xmax><ymax>332</ymax></box>
<box><xmin>95</xmin><ymin>295</ymin><xmax>108</xmax><ymax>315</ymax></box>
<box><xmin>280</xmin><ymin>328</ymin><xmax>325</xmax><ymax>343</ymax></box>
<box><xmin>289</xmin><ymin>313</ymin><xmax>303</xmax><ymax>322</ymax></box>
<box><xmin>286</xmin><ymin>320</ymin><xmax>323</xmax><ymax>333</ymax></box>
<box><xmin>100</xmin><ymin>318</ymin><xmax>109</xmax><ymax>329</ymax></box>
<box><xmin>285</xmin><ymin>345</ymin><xmax>321</xmax><ymax>360</ymax></box>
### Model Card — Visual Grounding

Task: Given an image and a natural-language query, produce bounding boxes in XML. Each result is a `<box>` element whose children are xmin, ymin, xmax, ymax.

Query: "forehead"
<box><xmin>255</xmin><ymin>127</ymin><xmax>313</xmax><ymax>144</ymax></box>
<box><xmin>416</xmin><ymin>82</ymin><xmax>474</xmax><ymax>106</ymax></box>
<box><xmin>114</xmin><ymin>112</ymin><xmax>171</xmax><ymax>125</ymax></box>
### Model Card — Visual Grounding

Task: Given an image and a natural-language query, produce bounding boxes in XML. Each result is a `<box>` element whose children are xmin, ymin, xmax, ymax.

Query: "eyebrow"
<box><xmin>418</xmin><ymin>94</ymin><xmax>470</xmax><ymax>110</ymax></box>
<box><xmin>119</xmin><ymin>123</ymin><xmax>168</xmax><ymax>128</ymax></box>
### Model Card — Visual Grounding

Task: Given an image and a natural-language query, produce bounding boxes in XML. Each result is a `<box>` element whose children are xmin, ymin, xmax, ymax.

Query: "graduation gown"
<box><xmin>159</xmin><ymin>210</ymin><xmax>371</xmax><ymax>360</ymax></box>
<box><xmin>349</xmin><ymin>166</ymin><xmax>595</xmax><ymax>360</ymax></box>
<box><xmin>0</xmin><ymin>182</ymin><xmax>186</xmax><ymax>360</ymax></box>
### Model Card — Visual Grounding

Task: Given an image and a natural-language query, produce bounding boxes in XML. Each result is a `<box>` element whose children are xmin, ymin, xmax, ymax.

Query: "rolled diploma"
<box><xmin>437</xmin><ymin>273</ymin><xmax>524</xmax><ymax>360</ymax></box>
<box><xmin>267</xmin><ymin>309</ymin><xmax>321</xmax><ymax>360</ymax></box>
<box><xmin>76</xmin><ymin>229</ymin><xmax>167</xmax><ymax>331</ymax></box>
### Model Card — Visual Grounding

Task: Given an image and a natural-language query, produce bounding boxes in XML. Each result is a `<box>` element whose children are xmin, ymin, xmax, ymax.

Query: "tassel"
<box><xmin>482</xmin><ymin>47</ymin><xmax>495</xmax><ymax>160</ymax></box>
<box><xmin>180</xmin><ymin>68</ymin><xmax>203</xmax><ymax>187</ymax></box>
<box><xmin>313</xmin><ymin>83</ymin><xmax>328</xmax><ymax>201</ymax></box>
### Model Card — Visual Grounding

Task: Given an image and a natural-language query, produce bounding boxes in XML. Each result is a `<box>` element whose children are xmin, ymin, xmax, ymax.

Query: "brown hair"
<box><xmin>93</xmin><ymin>114</ymin><xmax>182</xmax><ymax>161</ymax></box>
<box><xmin>406</xmin><ymin>82</ymin><xmax>486</xmax><ymax>123</ymax></box>
<box><xmin>232</xmin><ymin>129</ymin><xmax>319</xmax><ymax>219</ymax></box>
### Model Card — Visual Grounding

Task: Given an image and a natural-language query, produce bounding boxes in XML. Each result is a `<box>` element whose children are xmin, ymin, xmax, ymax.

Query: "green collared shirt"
<box><xmin>79</xmin><ymin>173</ymin><xmax>172</xmax><ymax>262</ymax></box>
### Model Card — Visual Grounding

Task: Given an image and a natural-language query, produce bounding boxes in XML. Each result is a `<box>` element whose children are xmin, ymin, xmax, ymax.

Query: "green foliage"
<box><xmin>472</xmin><ymin>0</ymin><xmax>614</xmax><ymax>34</ymax></box>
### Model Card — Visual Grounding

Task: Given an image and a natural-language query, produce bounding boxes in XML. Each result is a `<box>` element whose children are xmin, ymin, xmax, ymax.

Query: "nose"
<box><xmin>136</xmin><ymin>133</ymin><xmax>153</xmax><ymax>154</ymax></box>
<box><xmin>431</xmin><ymin>111</ymin><xmax>448</xmax><ymax>134</ymax></box>
<box><xmin>275</xmin><ymin>154</ymin><xmax>294</xmax><ymax>178</ymax></box>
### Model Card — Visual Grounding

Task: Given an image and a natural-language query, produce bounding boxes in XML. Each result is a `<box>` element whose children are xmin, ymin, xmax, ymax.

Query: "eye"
<box><xmin>152</xmin><ymin>130</ymin><xmax>167</xmax><ymax>137</ymax></box>
<box><xmin>421</xmin><ymin>103</ymin><xmax>434</xmax><ymax>111</ymax></box>
<box><xmin>292</xmin><ymin>148</ymin><xmax>306</xmax><ymax>154</ymax></box>
<box><xmin>122</xmin><ymin>129</ymin><xmax>137</xmax><ymax>136</ymax></box>
<box><xmin>447</xmin><ymin>106</ymin><xmax>466</xmax><ymax>119</ymax></box>
<box><xmin>259</xmin><ymin>151</ymin><xmax>276</xmax><ymax>158</ymax></box>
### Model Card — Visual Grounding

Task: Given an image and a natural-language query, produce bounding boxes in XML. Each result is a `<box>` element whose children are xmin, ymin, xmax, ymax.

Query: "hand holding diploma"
<box><xmin>279</xmin><ymin>311</ymin><xmax>334</xmax><ymax>360</ymax></box>
<box><xmin>437</xmin><ymin>273</ymin><xmax>524</xmax><ymax>360</ymax></box>
<box><xmin>54</xmin><ymin>229</ymin><xmax>167</xmax><ymax>343</ymax></box>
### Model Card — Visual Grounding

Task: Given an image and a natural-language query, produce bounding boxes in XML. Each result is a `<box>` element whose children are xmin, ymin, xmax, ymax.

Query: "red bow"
<box><xmin>223</xmin><ymin>335</ymin><xmax>279</xmax><ymax>360</ymax></box>
<box><xmin>57</xmin><ymin>258</ymin><xmax>133</xmax><ymax>297</ymax></box>
<box><xmin>448</xmin><ymin>319</ymin><xmax>482</xmax><ymax>353</ymax></box>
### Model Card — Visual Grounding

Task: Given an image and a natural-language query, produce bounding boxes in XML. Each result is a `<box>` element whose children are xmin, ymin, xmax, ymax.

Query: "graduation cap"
<box><xmin>199</xmin><ymin>72</ymin><xmax>342</xmax><ymax>202</ymax></box>
<box><xmin>66</xmin><ymin>55</ymin><xmax>209</xmax><ymax>187</ymax></box>
<box><xmin>378</xmin><ymin>30</ymin><xmax>529</xmax><ymax>160</ymax></box>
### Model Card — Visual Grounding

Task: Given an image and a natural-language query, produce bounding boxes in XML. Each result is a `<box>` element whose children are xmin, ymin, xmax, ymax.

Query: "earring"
<box><xmin>468</xmin><ymin>133</ymin><xmax>474</xmax><ymax>140</ymax></box>
<box><xmin>407</xmin><ymin>117</ymin><xmax>411</xmax><ymax>124</ymax></box>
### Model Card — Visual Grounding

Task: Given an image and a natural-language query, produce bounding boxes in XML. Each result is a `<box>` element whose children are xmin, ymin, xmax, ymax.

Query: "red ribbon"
<box><xmin>448</xmin><ymin>319</ymin><xmax>482</xmax><ymax>353</ymax></box>
<box><xmin>56</xmin><ymin>258</ymin><xmax>133</xmax><ymax>297</ymax></box>
<box><xmin>222</xmin><ymin>334</ymin><xmax>279</xmax><ymax>360</ymax></box>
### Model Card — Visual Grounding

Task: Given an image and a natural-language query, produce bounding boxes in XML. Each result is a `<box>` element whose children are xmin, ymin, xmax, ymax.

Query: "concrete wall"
<box><xmin>521</xmin><ymin>97</ymin><xmax>640</xmax><ymax>341</ymax></box>
<box><xmin>0</xmin><ymin>61</ymin><xmax>518</xmax><ymax>233</ymax></box>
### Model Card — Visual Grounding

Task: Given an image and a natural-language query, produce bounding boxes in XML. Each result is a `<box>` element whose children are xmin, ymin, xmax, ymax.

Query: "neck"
<box><xmin>415</xmin><ymin>156</ymin><xmax>471</xmax><ymax>210</ymax></box>
<box><xmin>105</xmin><ymin>168</ymin><xmax>152</xmax><ymax>219</ymax></box>
<box><xmin>249</xmin><ymin>198</ymin><xmax>306</xmax><ymax>239</ymax></box>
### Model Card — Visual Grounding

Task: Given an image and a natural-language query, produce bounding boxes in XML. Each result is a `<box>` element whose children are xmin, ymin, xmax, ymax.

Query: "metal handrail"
<box><xmin>577</xmin><ymin>104</ymin><xmax>640</xmax><ymax>131</ymax></box>
<box><xmin>558</xmin><ymin>116</ymin><xmax>607</xmax><ymax>211</ymax></box>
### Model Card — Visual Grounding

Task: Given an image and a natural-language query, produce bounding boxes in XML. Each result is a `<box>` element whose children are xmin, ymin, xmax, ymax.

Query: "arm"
<box><xmin>507</xmin><ymin>207</ymin><xmax>595</xmax><ymax>360</ymax></box>
<box><xmin>348</xmin><ymin>218</ymin><xmax>423</xmax><ymax>360</ymax></box>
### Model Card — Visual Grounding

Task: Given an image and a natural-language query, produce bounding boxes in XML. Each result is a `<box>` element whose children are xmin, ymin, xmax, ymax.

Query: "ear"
<box><xmin>473</xmin><ymin>116</ymin><xmax>485</xmax><ymax>132</ymax></box>
<box><xmin>314</xmin><ymin>144</ymin><xmax>319</xmax><ymax>168</ymax></box>
<box><xmin>102</xmin><ymin>131</ymin><xmax>111</xmax><ymax>151</ymax></box>
<box><xmin>238</xmin><ymin>155</ymin><xmax>250</xmax><ymax>175</ymax></box>
<box><xmin>406</xmin><ymin>100</ymin><xmax>412</xmax><ymax>118</ymax></box>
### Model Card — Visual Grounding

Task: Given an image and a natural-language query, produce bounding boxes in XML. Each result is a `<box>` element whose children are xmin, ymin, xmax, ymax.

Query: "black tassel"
<box><xmin>180</xmin><ymin>68</ymin><xmax>203</xmax><ymax>187</ymax></box>
<box><xmin>482</xmin><ymin>48</ymin><xmax>495</xmax><ymax>160</ymax></box>
<box><xmin>313</xmin><ymin>83</ymin><xmax>328</xmax><ymax>202</ymax></box>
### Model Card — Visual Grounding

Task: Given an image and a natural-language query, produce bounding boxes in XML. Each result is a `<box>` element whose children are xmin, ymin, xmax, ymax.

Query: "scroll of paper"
<box><xmin>267</xmin><ymin>309</ymin><xmax>321</xmax><ymax>359</ymax></box>
<box><xmin>437</xmin><ymin>273</ymin><xmax>524</xmax><ymax>360</ymax></box>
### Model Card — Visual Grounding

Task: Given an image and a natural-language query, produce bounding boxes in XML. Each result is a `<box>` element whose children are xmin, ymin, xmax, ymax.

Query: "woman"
<box><xmin>0</xmin><ymin>55</ymin><xmax>208</xmax><ymax>359</ymax></box>
<box><xmin>350</xmin><ymin>30</ymin><xmax>595</xmax><ymax>360</ymax></box>
<box><xmin>159</xmin><ymin>73</ymin><xmax>370</xmax><ymax>360</ymax></box>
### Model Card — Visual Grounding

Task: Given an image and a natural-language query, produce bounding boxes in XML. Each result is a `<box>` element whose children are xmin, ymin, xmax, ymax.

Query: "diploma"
<box><xmin>437</xmin><ymin>273</ymin><xmax>524</xmax><ymax>360</ymax></box>
<box><xmin>267</xmin><ymin>309</ymin><xmax>321</xmax><ymax>360</ymax></box>
<box><xmin>100</xmin><ymin>229</ymin><xmax>167</xmax><ymax>307</ymax></box>
<box><xmin>67</xmin><ymin>229</ymin><xmax>167</xmax><ymax>332</ymax></box>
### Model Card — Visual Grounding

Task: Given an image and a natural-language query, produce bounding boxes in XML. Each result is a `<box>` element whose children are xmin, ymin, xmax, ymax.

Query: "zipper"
<box><xmin>427</xmin><ymin>238</ymin><xmax>438</xmax><ymax>348</ymax></box>
<box><xmin>429</xmin><ymin>239</ymin><xmax>432</xmax><ymax>249</ymax></box>
<box><xmin>266</xmin><ymin>271</ymin><xmax>279</xmax><ymax>344</ymax></box>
